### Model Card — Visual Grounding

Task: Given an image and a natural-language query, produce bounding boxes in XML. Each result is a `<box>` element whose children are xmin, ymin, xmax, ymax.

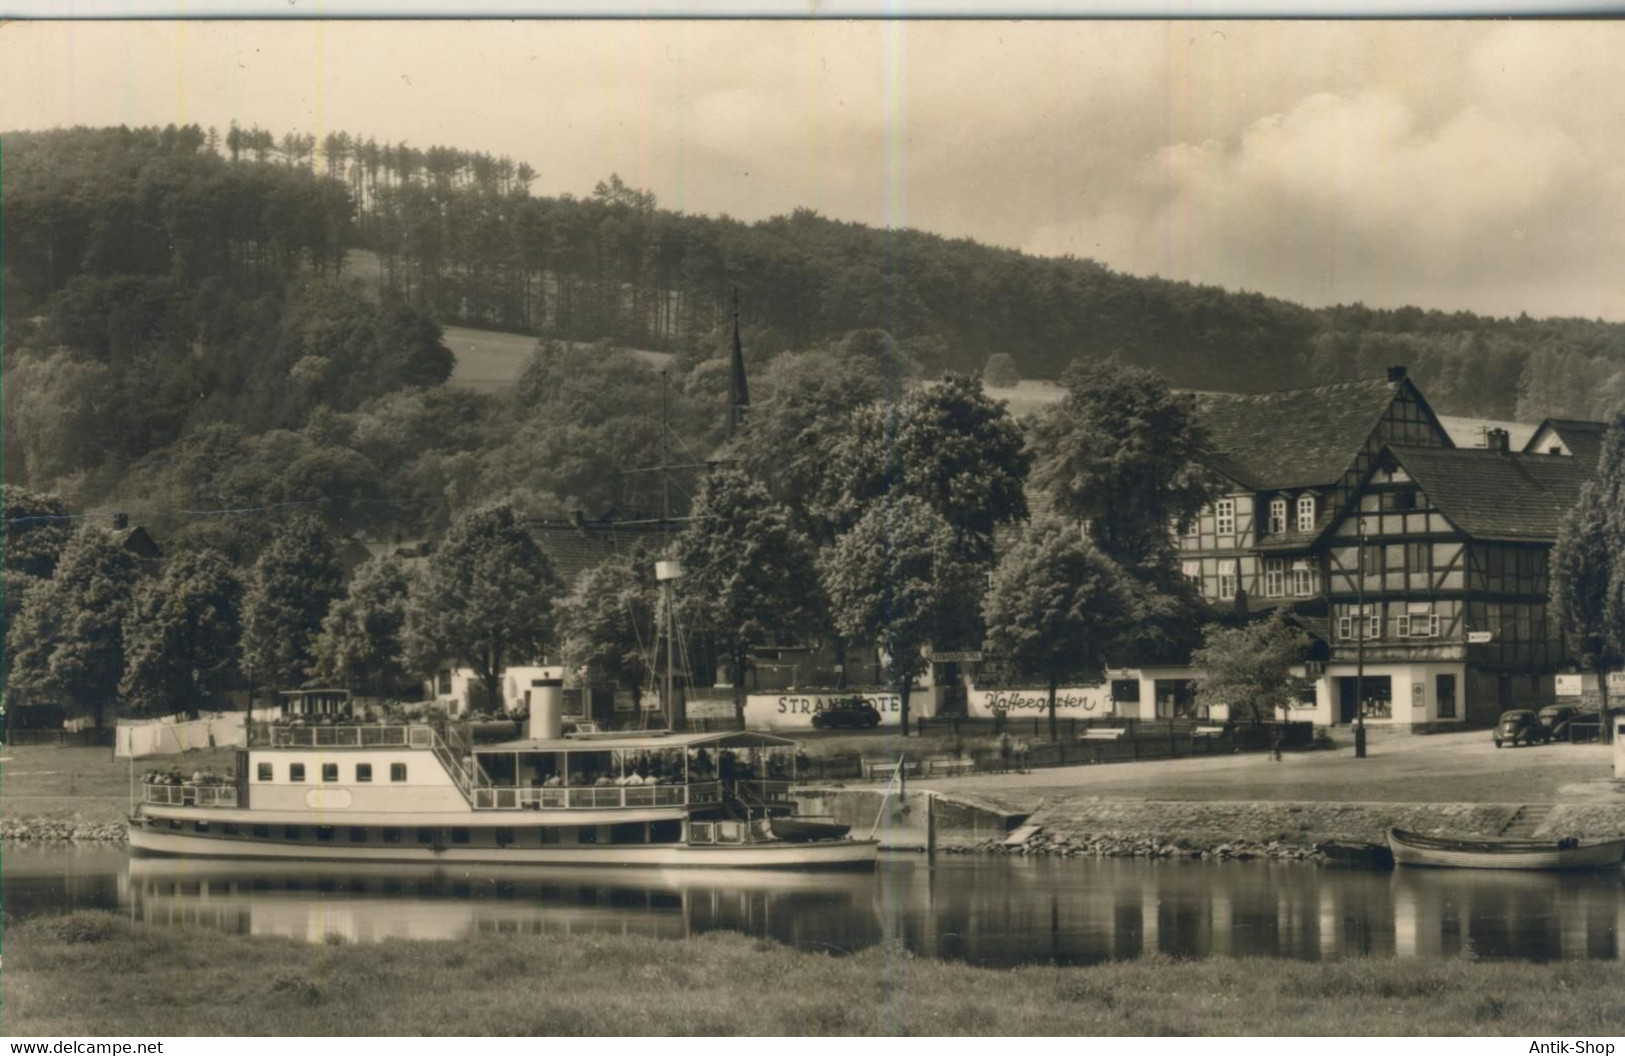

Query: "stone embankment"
<box><xmin>1</xmin><ymin>817</ymin><xmax>127</xmax><ymax>843</ymax></box>
<box><xmin>947</xmin><ymin>800</ymin><xmax>1625</xmax><ymax>859</ymax></box>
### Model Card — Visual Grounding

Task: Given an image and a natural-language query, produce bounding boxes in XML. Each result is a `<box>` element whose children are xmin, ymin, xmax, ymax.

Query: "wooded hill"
<box><xmin>6</xmin><ymin>124</ymin><xmax>1625</xmax><ymax>449</ymax></box>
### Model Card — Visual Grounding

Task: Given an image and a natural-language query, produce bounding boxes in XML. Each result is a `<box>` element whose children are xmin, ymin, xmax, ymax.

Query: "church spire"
<box><xmin>727</xmin><ymin>289</ymin><xmax>750</xmax><ymax>439</ymax></box>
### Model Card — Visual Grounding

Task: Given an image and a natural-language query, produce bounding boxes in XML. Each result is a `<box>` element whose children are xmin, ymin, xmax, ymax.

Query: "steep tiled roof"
<box><xmin>1524</xmin><ymin>419</ymin><xmax>1608</xmax><ymax>467</ymax></box>
<box><xmin>529</xmin><ymin>518</ymin><xmax>670</xmax><ymax>584</ymax></box>
<box><xmin>1388</xmin><ymin>445</ymin><xmax>1596</xmax><ymax>542</ymax></box>
<box><xmin>1196</xmin><ymin>378</ymin><xmax>1405</xmax><ymax>490</ymax></box>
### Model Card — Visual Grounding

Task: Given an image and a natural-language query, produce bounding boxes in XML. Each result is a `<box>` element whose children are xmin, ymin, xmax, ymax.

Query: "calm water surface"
<box><xmin>5</xmin><ymin>846</ymin><xmax>1623</xmax><ymax>967</ymax></box>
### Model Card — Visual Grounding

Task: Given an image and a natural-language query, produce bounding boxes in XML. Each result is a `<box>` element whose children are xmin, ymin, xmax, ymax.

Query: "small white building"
<box><xmin>426</xmin><ymin>666</ymin><xmax>566</xmax><ymax>717</ymax></box>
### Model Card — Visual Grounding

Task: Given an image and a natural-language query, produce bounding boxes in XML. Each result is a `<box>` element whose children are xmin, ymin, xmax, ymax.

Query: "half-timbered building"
<box><xmin>1119</xmin><ymin>367</ymin><xmax>1602</xmax><ymax>729</ymax></box>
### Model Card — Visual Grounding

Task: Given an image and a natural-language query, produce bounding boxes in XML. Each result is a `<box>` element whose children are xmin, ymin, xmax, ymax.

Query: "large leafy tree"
<box><xmin>822</xmin><ymin>497</ymin><xmax>982</xmax><ymax>735</ymax></box>
<box><xmin>982</xmin><ymin>518</ymin><xmax>1133</xmax><ymax>742</ymax></box>
<box><xmin>1190</xmin><ymin>609</ymin><xmax>1311</xmax><ymax>732</ymax></box>
<box><xmin>240</xmin><ymin>516</ymin><xmax>346</xmax><ymax>694</ymax></box>
<box><xmin>2</xmin><ymin>485</ymin><xmax>74</xmax><ymax>580</ymax></box>
<box><xmin>1028</xmin><ymin>358</ymin><xmax>1214</xmax><ymax>569</ymax></box>
<box><xmin>1554</xmin><ymin>418</ymin><xmax>1625</xmax><ymax>742</ymax></box>
<box><xmin>890</xmin><ymin>372</ymin><xmax>1030</xmax><ymax>565</ymax></box>
<box><xmin>6</xmin><ymin>529</ymin><xmax>141</xmax><ymax>730</ymax></box>
<box><xmin>408</xmin><ymin>503</ymin><xmax>562</xmax><ymax>714</ymax></box>
<box><xmin>676</xmin><ymin>468</ymin><xmax>821</xmax><ymax>719</ymax></box>
<box><xmin>558</xmin><ymin>546</ymin><xmax>660</xmax><ymax>710</ymax></box>
<box><xmin>121</xmin><ymin>548</ymin><xmax>244</xmax><ymax>717</ymax></box>
<box><xmin>315</xmin><ymin>554</ymin><xmax>418</xmax><ymax>699</ymax></box>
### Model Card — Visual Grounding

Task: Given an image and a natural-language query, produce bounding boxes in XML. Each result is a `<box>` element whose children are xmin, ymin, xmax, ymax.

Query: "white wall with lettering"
<box><xmin>965</xmin><ymin>685</ymin><xmax>1113</xmax><ymax>720</ymax></box>
<box><xmin>743</xmin><ymin>691</ymin><xmax>931</xmax><ymax>731</ymax></box>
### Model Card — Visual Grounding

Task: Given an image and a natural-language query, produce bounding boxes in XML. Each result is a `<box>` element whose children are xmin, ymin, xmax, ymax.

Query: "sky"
<box><xmin>3</xmin><ymin>20</ymin><xmax>1623</xmax><ymax>321</ymax></box>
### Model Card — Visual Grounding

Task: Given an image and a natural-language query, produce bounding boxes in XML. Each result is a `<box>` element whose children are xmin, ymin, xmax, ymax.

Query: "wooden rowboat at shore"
<box><xmin>1387</xmin><ymin>827</ymin><xmax>1625</xmax><ymax>871</ymax></box>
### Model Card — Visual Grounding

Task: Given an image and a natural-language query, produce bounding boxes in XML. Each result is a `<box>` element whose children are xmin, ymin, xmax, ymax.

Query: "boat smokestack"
<box><xmin>528</xmin><ymin>668</ymin><xmax>566</xmax><ymax>740</ymax></box>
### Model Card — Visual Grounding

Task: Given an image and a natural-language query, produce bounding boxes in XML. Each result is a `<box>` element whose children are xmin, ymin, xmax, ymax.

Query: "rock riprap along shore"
<box><xmin>944</xmin><ymin>800</ymin><xmax>1625</xmax><ymax>858</ymax></box>
<box><xmin>2</xmin><ymin>817</ymin><xmax>127</xmax><ymax>843</ymax></box>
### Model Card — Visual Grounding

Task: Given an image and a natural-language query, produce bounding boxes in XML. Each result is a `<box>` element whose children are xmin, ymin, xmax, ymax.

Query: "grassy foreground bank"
<box><xmin>8</xmin><ymin>912</ymin><xmax>1625</xmax><ymax>1036</ymax></box>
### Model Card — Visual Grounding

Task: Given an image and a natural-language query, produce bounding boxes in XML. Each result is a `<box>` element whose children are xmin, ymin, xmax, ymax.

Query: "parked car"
<box><xmin>1493</xmin><ymin>709</ymin><xmax>1542</xmax><ymax>748</ymax></box>
<box><xmin>1536</xmin><ymin>704</ymin><xmax>1582</xmax><ymax>742</ymax></box>
<box><xmin>810</xmin><ymin>697</ymin><xmax>882</xmax><ymax>730</ymax></box>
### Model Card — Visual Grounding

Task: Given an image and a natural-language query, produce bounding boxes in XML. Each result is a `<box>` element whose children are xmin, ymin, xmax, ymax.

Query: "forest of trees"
<box><xmin>8</xmin><ymin>121</ymin><xmax>1625</xmax><ymax>732</ymax></box>
<box><xmin>9</xmin><ymin>124</ymin><xmax>1625</xmax><ymax>431</ymax></box>
<box><xmin>6</xmin><ymin>122</ymin><xmax>1625</xmax><ymax>558</ymax></box>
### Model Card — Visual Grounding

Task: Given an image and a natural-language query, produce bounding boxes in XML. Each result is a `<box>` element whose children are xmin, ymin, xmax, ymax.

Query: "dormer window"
<box><xmin>1268</xmin><ymin>498</ymin><xmax>1287</xmax><ymax>535</ymax></box>
<box><xmin>1296</xmin><ymin>495</ymin><xmax>1316</xmax><ymax>532</ymax></box>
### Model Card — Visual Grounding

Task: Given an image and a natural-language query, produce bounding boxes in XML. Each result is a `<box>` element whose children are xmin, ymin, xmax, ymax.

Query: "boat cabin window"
<box><xmin>322</xmin><ymin>763</ymin><xmax>339</xmax><ymax>783</ymax></box>
<box><xmin>568</xmin><ymin>751</ymin><xmax>616</xmax><ymax>787</ymax></box>
<box><xmin>356</xmin><ymin>763</ymin><xmax>372</xmax><ymax>783</ymax></box>
<box><xmin>257</xmin><ymin>762</ymin><xmax>272</xmax><ymax>782</ymax></box>
<box><xmin>193</xmin><ymin>821</ymin><xmax>209</xmax><ymax>833</ymax></box>
<box><xmin>610</xmin><ymin>823</ymin><xmax>646</xmax><ymax>845</ymax></box>
<box><xmin>283</xmin><ymin>826</ymin><xmax>302</xmax><ymax>840</ymax></box>
<box><xmin>650</xmin><ymin>819</ymin><xmax>683</xmax><ymax>844</ymax></box>
<box><xmin>391</xmin><ymin>763</ymin><xmax>407</xmax><ymax>782</ymax></box>
<box><xmin>577</xmin><ymin>826</ymin><xmax>598</xmax><ymax>845</ymax></box>
<box><xmin>383</xmin><ymin>827</ymin><xmax>403</xmax><ymax>844</ymax></box>
<box><xmin>451</xmin><ymin>827</ymin><xmax>470</xmax><ymax>844</ymax></box>
<box><xmin>317</xmin><ymin>826</ymin><xmax>335</xmax><ymax>842</ymax></box>
<box><xmin>495</xmin><ymin>827</ymin><xmax>516</xmax><ymax>847</ymax></box>
<box><xmin>540</xmin><ymin>828</ymin><xmax>561</xmax><ymax>845</ymax></box>
<box><xmin>416</xmin><ymin>827</ymin><xmax>436</xmax><ymax>845</ymax></box>
<box><xmin>290</xmin><ymin>764</ymin><xmax>306</xmax><ymax>783</ymax></box>
<box><xmin>253</xmin><ymin>825</ymin><xmax>271</xmax><ymax>838</ymax></box>
<box><xmin>349</xmin><ymin>827</ymin><xmax>368</xmax><ymax>842</ymax></box>
<box><xmin>223</xmin><ymin>824</ymin><xmax>239</xmax><ymax>836</ymax></box>
<box><xmin>168</xmin><ymin>819</ymin><xmax>183</xmax><ymax>830</ymax></box>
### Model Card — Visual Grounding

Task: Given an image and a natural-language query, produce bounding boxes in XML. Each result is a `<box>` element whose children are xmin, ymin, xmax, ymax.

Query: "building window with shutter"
<box><xmin>1217</xmin><ymin>567</ymin><xmax>1237</xmax><ymax>599</ymax></box>
<box><xmin>1215</xmin><ymin>499</ymin><xmax>1235</xmax><ymax>536</ymax></box>
<box><xmin>1264</xmin><ymin>558</ymin><xmax>1285</xmax><ymax>598</ymax></box>
<box><xmin>1296</xmin><ymin>495</ymin><xmax>1316</xmax><ymax>532</ymax></box>
<box><xmin>1292</xmin><ymin>560</ymin><xmax>1314</xmax><ymax>597</ymax></box>
<box><xmin>1268</xmin><ymin>499</ymin><xmax>1287</xmax><ymax>535</ymax></box>
<box><xmin>1181</xmin><ymin>560</ymin><xmax>1201</xmax><ymax>589</ymax></box>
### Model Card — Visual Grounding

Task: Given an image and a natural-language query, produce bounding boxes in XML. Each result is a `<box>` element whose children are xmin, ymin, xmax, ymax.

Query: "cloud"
<box><xmin>1029</xmin><ymin>68</ymin><xmax>1625</xmax><ymax>318</ymax></box>
<box><xmin>5</xmin><ymin>21</ymin><xmax>1625</xmax><ymax>319</ymax></box>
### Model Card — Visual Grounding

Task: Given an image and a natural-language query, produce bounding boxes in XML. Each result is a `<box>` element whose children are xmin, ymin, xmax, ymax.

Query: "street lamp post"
<box><xmin>1354</xmin><ymin>518</ymin><xmax>1368</xmax><ymax>759</ymax></box>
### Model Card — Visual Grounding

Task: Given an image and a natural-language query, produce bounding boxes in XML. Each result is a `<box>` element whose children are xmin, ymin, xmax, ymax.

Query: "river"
<box><xmin>5</xmin><ymin>846</ymin><xmax>1623</xmax><ymax>967</ymax></box>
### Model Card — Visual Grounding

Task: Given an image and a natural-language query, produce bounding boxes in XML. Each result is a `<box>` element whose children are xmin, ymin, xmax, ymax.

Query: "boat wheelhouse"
<box><xmin>129</xmin><ymin>685</ymin><xmax>876</xmax><ymax>868</ymax></box>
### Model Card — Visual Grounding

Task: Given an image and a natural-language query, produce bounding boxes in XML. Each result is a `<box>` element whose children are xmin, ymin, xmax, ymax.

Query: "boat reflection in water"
<box><xmin>11</xmin><ymin>848</ymin><xmax>1620</xmax><ymax>967</ymax></box>
<box><xmin>120</xmin><ymin>856</ymin><xmax>889</xmax><ymax>952</ymax></box>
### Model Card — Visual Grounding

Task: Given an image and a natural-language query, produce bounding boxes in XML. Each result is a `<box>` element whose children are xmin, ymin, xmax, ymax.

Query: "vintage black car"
<box><xmin>1493</xmin><ymin>709</ymin><xmax>1542</xmax><ymax>748</ymax></box>
<box><xmin>1536</xmin><ymin>704</ymin><xmax>1583</xmax><ymax>742</ymax></box>
<box><xmin>810</xmin><ymin>697</ymin><xmax>882</xmax><ymax>730</ymax></box>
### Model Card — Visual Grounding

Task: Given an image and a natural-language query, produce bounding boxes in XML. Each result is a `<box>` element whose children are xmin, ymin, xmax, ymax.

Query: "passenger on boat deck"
<box><xmin>543</xmin><ymin>775</ymin><xmax>563</xmax><ymax>787</ymax></box>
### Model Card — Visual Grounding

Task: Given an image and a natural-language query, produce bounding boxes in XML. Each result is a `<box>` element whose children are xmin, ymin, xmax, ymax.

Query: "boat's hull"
<box><xmin>1315</xmin><ymin>840</ymin><xmax>1395</xmax><ymax>870</ymax></box>
<box><xmin>127</xmin><ymin>823</ymin><xmax>879</xmax><ymax>869</ymax></box>
<box><xmin>1388</xmin><ymin>828</ymin><xmax>1625</xmax><ymax>871</ymax></box>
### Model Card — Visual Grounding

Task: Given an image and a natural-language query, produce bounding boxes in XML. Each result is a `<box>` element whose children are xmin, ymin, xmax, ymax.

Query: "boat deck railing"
<box><xmin>142</xmin><ymin>784</ymin><xmax>239</xmax><ymax>808</ymax></box>
<box><xmin>248</xmin><ymin>723</ymin><xmax>444</xmax><ymax>750</ymax></box>
<box><xmin>471</xmin><ymin>780</ymin><xmax>723</xmax><ymax>811</ymax></box>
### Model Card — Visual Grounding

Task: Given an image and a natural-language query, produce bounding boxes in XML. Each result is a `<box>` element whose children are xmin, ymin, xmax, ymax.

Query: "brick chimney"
<box><xmin>1387</xmin><ymin>365</ymin><xmax>1407</xmax><ymax>382</ymax></box>
<box><xmin>1486</xmin><ymin>427</ymin><xmax>1510</xmax><ymax>454</ymax></box>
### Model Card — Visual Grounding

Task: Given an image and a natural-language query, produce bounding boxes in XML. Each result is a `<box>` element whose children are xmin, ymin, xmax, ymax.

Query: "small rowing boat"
<box><xmin>1387</xmin><ymin>828</ymin><xmax>1625</xmax><ymax>871</ymax></box>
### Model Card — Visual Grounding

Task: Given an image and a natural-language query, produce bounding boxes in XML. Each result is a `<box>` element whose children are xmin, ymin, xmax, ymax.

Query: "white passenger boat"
<box><xmin>128</xmin><ymin>682</ymin><xmax>877</xmax><ymax>869</ymax></box>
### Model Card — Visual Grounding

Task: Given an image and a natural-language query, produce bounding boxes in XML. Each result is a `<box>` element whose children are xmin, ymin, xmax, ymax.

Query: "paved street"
<box><xmin>919</xmin><ymin>728</ymin><xmax>1621</xmax><ymax>809</ymax></box>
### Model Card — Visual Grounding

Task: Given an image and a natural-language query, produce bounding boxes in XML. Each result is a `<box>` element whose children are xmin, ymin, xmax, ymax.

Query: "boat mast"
<box><xmin>662</xmin><ymin>370</ymin><xmax>675</xmax><ymax>730</ymax></box>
